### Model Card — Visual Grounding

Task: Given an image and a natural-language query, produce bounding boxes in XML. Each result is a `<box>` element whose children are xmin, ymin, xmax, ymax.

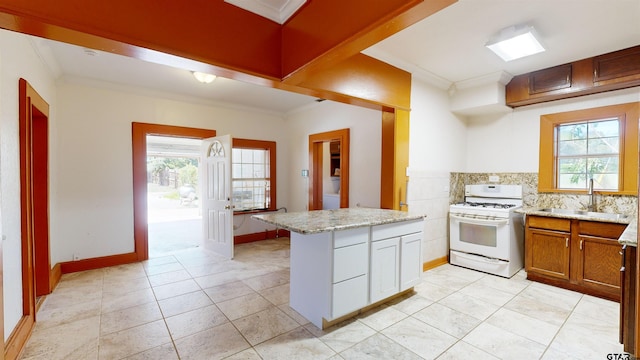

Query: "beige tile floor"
<box><xmin>19</xmin><ymin>238</ymin><xmax>627</xmax><ymax>359</ymax></box>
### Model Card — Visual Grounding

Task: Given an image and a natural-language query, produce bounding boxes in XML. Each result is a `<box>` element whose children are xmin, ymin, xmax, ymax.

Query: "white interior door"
<box><xmin>201</xmin><ymin>135</ymin><xmax>234</xmax><ymax>259</ymax></box>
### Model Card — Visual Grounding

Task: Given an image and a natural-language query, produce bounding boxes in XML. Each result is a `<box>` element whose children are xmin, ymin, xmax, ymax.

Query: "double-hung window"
<box><xmin>556</xmin><ymin>118</ymin><xmax>620</xmax><ymax>190</ymax></box>
<box><xmin>538</xmin><ymin>102</ymin><xmax>638</xmax><ymax>194</ymax></box>
<box><xmin>231</xmin><ymin>139</ymin><xmax>276</xmax><ymax>212</ymax></box>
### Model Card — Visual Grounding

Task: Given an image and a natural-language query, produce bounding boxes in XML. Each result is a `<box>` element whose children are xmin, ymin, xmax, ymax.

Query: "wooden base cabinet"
<box><xmin>526</xmin><ymin>216</ymin><xmax>571</xmax><ymax>280</ymax></box>
<box><xmin>578</xmin><ymin>235</ymin><xmax>623</xmax><ymax>295</ymax></box>
<box><xmin>620</xmin><ymin>245</ymin><xmax>636</xmax><ymax>354</ymax></box>
<box><xmin>525</xmin><ymin>215</ymin><xmax>627</xmax><ymax>301</ymax></box>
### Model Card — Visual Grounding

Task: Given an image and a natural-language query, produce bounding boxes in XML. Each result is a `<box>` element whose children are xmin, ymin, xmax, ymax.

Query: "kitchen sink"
<box><xmin>539</xmin><ymin>208</ymin><xmax>630</xmax><ymax>220</ymax></box>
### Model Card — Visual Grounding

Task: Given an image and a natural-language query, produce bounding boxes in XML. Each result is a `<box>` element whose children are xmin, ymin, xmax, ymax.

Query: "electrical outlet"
<box><xmin>489</xmin><ymin>175</ymin><xmax>500</xmax><ymax>182</ymax></box>
<box><xmin>73</xmin><ymin>253</ymin><xmax>80</xmax><ymax>261</ymax></box>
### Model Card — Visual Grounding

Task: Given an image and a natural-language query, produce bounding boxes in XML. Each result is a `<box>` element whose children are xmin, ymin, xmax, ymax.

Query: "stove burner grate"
<box><xmin>459</xmin><ymin>202</ymin><xmax>516</xmax><ymax>209</ymax></box>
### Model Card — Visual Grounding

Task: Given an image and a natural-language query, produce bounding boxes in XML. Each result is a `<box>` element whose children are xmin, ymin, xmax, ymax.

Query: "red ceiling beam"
<box><xmin>0</xmin><ymin>0</ymin><xmax>283</xmax><ymax>80</ymax></box>
<box><xmin>281</xmin><ymin>0</ymin><xmax>456</xmax><ymax>84</ymax></box>
<box><xmin>298</xmin><ymin>53</ymin><xmax>413</xmax><ymax>111</ymax></box>
<box><xmin>0</xmin><ymin>0</ymin><xmax>458</xmax><ymax>109</ymax></box>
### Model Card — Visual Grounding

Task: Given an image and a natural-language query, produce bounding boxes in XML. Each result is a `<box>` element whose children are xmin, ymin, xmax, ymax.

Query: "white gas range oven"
<box><xmin>449</xmin><ymin>184</ymin><xmax>525</xmax><ymax>278</ymax></box>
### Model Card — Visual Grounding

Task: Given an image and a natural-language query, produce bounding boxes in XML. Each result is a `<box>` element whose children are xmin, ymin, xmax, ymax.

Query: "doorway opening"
<box><xmin>308</xmin><ymin>129</ymin><xmax>350</xmax><ymax>210</ymax></box>
<box><xmin>132</xmin><ymin>123</ymin><xmax>216</xmax><ymax>261</ymax></box>
<box><xmin>146</xmin><ymin>135</ymin><xmax>202</xmax><ymax>257</ymax></box>
<box><xmin>15</xmin><ymin>78</ymin><xmax>51</xmax><ymax>357</ymax></box>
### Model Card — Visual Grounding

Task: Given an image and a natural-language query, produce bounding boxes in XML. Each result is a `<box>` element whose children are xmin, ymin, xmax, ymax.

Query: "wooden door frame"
<box><xmin>132</xmin><ymin>123</ymin><xmax>216</xmax><ymax>261</ymax></box>
<box><xmin>380</xmin><ymin>109</ymin><xmax>409</xmax><ymax>211</ymax></box>
<box><xmin>9</xmin><ymin>78</ymin><xmax>51</xmax><ymax>360</ymax></box>
<box><xmin>308</xmin><ymin>129</ymin><xmax>349</xmax><ymax>210</ymax></box>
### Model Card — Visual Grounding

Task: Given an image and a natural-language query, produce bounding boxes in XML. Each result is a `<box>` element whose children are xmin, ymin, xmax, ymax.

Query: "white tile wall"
<box><xmin>408</xmin><ymin>170</ymin><xmax>450</xmax><ymax>263</ymax></box>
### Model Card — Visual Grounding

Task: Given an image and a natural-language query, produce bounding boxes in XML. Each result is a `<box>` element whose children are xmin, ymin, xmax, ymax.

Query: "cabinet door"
<box><xmin>370</xmin><ymin>237</ymin><xmax>400</xmax><ymax>303</ymax></box>
<box><xmin>400</xmin><ymin>233</ymin><xmax>421</xmax><ymax>291</ymax></box>
<box><xmin>577</xmin><ymin>235</ymin><xmax>621</xmax><ymax>297</ymax></box>
<box><xmin>526</xmin><ymin>228</ymin><xmax>570</xmax><ymax>280</ymax></box>
<box><xmin>621</xmin><ymin>245</ymin><xmax>637</xmax><ymax>353</ymax></box>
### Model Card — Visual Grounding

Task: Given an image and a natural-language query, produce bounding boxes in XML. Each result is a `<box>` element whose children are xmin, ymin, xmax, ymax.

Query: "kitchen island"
<box><xmin>253</xmin><ymin>208</ymin><xmax>425</xmax><ymax>328</ymax></box>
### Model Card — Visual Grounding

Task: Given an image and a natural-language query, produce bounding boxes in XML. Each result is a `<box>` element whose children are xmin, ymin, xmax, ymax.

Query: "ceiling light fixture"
<box><xmin>486</xmin><ymin>25</ymin><xmax>545</xmax><ymax>62</ymax></box>
<box><xmin>83</xmin><ymin>48</ymin><xmax>98</xmax><ymax>56</ymax></box>
<box><xmin>192</xmin><ymin>71</ymin><xmax>216</xmax><ymax>84</ymax></box>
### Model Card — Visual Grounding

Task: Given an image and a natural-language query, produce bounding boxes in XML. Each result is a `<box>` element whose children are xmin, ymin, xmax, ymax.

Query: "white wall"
<box><xmin>409</xmin><ymin>79</ymin><xmax>468</xmax><ymax>173</ymax></box>
<box><xmin>407</xmin><ymin>78</ymin><xmax>467</xmax><ymax>263</ymax></box>
<box><xmin>52</xmin><ymin>81</ymin><xmax>291</xmax><ymax>263</ymax></box>
<box><xmin>0</xmin><ymin>32</ymin><xmax>58</xmax><ymax>340</ymax></box>
<box><xmin>465</xmin><ymin>87</ymin><xmax>640</xmax><ymax>172</ymax></box>
<box><xmin>284</xmin><ymin>101</ymin><xmax>382</xmax><ymax>212</ymax></box>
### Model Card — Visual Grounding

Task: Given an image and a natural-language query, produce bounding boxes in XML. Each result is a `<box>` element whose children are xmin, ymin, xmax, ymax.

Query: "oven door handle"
<box><xmin>450</xmin><ymin>214</ymin><xmax>509</xmax><ymax>226</ymax></box>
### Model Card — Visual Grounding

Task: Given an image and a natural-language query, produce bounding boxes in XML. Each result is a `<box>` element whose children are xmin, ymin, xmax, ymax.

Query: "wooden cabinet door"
<box><xmin>576</xmin><ymin>235</ymin><xmax>621</xmax><ymax>297</ymax></box>
<box><xmin>526</xmin><ymin>228</ymin><xmax>570</xmax><ymax>280</ymax></box>
<box><xmin>621</xmin><ymin>245</ymin><xmax>636</xmax><ymax>354</ymax></box>
<box><xmin>370</xmin><ymin>237</ymin><xmax>400</xmax><ymax>303</ymax></box>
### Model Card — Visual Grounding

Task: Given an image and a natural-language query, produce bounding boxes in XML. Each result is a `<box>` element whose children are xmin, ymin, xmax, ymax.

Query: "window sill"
<box><xmin>538</xmin><ymin>188</ymin><xmax>638</xmax><ymax>196</ymax></box>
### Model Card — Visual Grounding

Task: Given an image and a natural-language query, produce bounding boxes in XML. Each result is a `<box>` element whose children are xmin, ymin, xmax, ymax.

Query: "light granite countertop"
<box><xmin>619</xmin><ymin>219</ymin><xmax>637</xmax><ymax>247</ymax></box>
<box><xmin>517</xmin><ymin>207</ymin><xmax>633</xmax><ymax>225</ymax></box>
<box><xmin>252</xmin><ymin>208</ymin><xmax>425</xmax><ymax>235</ymax></box>
<box><xmin>517</xmin><ymin>207</ymin><xmax>637</xmax><ymax>247</ymax></box>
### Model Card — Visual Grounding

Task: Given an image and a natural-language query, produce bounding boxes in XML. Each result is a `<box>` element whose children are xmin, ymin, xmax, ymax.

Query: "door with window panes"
<box><xmin>201</xmin><ymin>135</ymin><xmax>233</xmax><ymax>259</ymax></box>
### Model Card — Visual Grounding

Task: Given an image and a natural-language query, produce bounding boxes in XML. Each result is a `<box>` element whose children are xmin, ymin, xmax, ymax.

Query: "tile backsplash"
<box><xmin>450</xmin><ymin>172</ymin><xmax>638</xmax><ymax>216</ymax></box>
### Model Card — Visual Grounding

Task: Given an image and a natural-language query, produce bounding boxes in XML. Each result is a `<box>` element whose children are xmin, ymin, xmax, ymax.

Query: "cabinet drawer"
<box><xmin>372</xmin><ymin>220</ymin><xmax>422</xmax><ymax>241</ymax></box>
<box><xmin>527</xmin><ymin>216</ymin><xmax>571</xmax><ymax>232</ymax></box>
<box><xmin>334</xmin><ymin>227</ymin><xmax>369</xmax><ymax>249</ymax></box>
<box><xmin>332</xmin><ymin>274</ymin><xmax>368</xmax><ymax>318</ymax></box>
<box><xmin>579</xmin><ymin>221</ymin><xmax>627</xmax><ymax>239</ymax></box>
<box><xmin>333</xmin><ymin>243</ymin><xmax>368</xmax><ymax>283</ymax></box>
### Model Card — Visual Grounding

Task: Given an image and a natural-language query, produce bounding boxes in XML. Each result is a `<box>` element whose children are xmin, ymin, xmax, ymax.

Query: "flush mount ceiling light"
<box><xmin>83</xmin><ymin>48</ymin><xmax>98</xmax><ymax>56</ymax></box>
<box><xmin>192</xmin><ymin>71</ymin><xmax>216</xmax><ymax>84</ymax></box>
<box><xmin>486</xmin><ymin>25</ymin><xmax>545</xmax><ymax>61</ymax></box>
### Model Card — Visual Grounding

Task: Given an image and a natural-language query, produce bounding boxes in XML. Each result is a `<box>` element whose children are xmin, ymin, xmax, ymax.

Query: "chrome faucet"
<box><xmin>587</xmin><ymin>178</ymin><xmax>596</xmax><ymax>211</ymax></box>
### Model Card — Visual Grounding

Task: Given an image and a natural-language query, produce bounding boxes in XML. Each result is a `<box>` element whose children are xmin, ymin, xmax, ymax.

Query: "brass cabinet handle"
<box><xmin>565</xmin><ymin>238</ymin><xmax>569</xmax><ymax>248</ymax></box>
<box><xmin>580</xmin><ymin>239</ymin><xmax>583</xmax><ymax>250</ymax></box>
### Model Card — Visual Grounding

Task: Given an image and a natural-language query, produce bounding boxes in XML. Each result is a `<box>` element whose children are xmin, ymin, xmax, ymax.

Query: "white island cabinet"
<box><xmin>253</xmin><ymin>208</ymin><xmax>425</xmax><ymax>329</ymax></box>
<box><xmin>370</xmin><ymin>220</ymin><xmax>423</xmax><ymax>303</ymax></box>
